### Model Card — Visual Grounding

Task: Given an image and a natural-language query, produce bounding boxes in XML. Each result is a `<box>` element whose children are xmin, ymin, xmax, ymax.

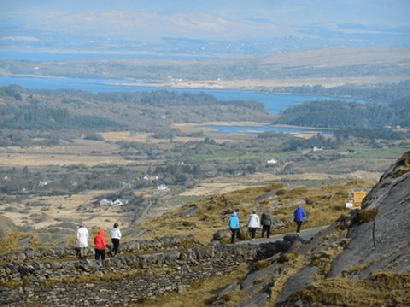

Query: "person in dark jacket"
<box><xmin>260</xmin><ymin>212</ymin><xmax>273</xmax><ymax>238</ymax></box>
<box><xmin>293</xmin><ymin>206</ymin><xmax>305</xmax><ymax>233</ymax></box>
<box><xmin>227</xmin><ymin>211</ymin><xmax>240</xmax><ymax>244</ymax></box>
<box><xmin>94</xmin><ymin>229</ymin><xmax>106</xmax><ymax>261</ymax></box>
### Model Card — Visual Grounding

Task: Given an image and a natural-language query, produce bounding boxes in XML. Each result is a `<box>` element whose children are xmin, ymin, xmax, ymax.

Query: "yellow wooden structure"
<box><xmin>353</xmin><ymin>192</ymin><xmax>367</xmax><ymax>209</ymax></box>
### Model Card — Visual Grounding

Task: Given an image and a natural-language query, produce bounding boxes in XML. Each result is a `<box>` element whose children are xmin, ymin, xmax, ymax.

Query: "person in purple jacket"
<box><xmin>293</xmin><ymin>206</ymin><xmax>305</xmax><ymax>233</ymax></box>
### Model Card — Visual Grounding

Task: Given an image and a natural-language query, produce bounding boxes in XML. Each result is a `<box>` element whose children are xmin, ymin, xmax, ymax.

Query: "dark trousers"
<box><xmin>76</xmin><ymin>247</ymin><xmax>88</xmax><ymax>258</ymax></box>
<box><xmin>95</xmin><ymin>248</ymin><xmax>105</xmax><ymax>260</ymax></box>
<box><xmin>230</xmin><ymin>228</ymin><xmax>239</xmax><ymax>243</ymax></box>
<box><xmin>248</xmin><ymin>228</ymin><xmax>257</xmax><ymax>239</ymax></box>
<box><xmin>80</xmin><ymin>247</ymin><xmax>88</xmax><ymax>258</ymax></box>
<box><xmin>111</xmin><ymin>239</ymin><xmax>120</xmax><ymax>255</ymax></box>
<box><xmin>261</xmin><ymin>225</ymin><xmax>271</xmax><ymax>238</ymax></box>
<box><xmin>296</xmin><ymin>221</ymin><xmax>303</xmax><ymax>233</ymax></box>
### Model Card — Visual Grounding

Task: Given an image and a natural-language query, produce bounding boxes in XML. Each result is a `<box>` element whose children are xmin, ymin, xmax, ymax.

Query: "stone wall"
<box><xmin>0</xmin><ymin>235</ymin><xmax>302</xmax><ymax>306</ymax></box>
<box><xmin>0</xmin><ymin>235</ymin><xmax>199</xmax><ymax>263</ymax></box>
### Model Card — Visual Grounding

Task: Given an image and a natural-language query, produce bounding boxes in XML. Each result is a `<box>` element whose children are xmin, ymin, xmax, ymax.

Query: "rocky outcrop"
<box><xmin>280</xmin><ymin>151</ymin><xmax>410</xmax><ymax>306</ymax></box>
<box><xmin>328</xmin><ymin>151</ymin><xmax>410</xmax><ymax>278</ymax></box>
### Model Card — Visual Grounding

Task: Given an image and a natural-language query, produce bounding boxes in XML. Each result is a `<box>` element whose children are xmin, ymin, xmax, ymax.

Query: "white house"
<box><xmin>100</xmin><ymin>199</ymin><xmax>112</xmax><ymax>206</ymax></box>
<box><xmin>113</xmin><ymin>199</ymin><xmax>124</xmax><ymax>206</ymax></box>
<box><xmin>267</xmin><ymin>158</ymin><xmax>277</xmax><ymax>165</ymax></box>
<box><xmin>157</xmin><ymin>184</ymin><xmax>170</xmax><ymax>192</ymax></box>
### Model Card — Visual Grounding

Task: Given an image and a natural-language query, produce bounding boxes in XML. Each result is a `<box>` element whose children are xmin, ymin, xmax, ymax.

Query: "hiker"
<box><xmin>260</xmin><ymin>212</ymin><xmax>273</xmax><ymax>238</ymax></box>
<box><xmin>294</xmin><ymin>206</ymin><xmax>305</xmax><ymax>233</ymax></box>
<box><xmin>94</xmin><ymin>228</ymin><xmax>106</xmax><ymax>261</ymax></box>
<box><xmin>247</xmin><ymin>210</ymin><xmax>260</xmax><ymax>239</ymax></box>
<box><xmin>228</xmin><ymin>210</ymin><xmax>240</xmax><ymax>243</ymax></box>
<box><xmin>110</xmin><ymin>223</ymin><xmax>122</xmax><ymax>257</ymax></box>
<box><xmin>76</xmin><ymin>225</ymin><xmax>89</xmax><ymax>258</ymax></box>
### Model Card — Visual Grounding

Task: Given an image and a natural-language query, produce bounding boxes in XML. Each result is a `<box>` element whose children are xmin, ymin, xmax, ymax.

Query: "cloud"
<box><xmin>170</xmin><ymin>14</ymin><xmax>230</xmax><ymax>32</ymax></box>
<box><xmin>0</xmin><ymin>36</ymin><xmax>39</xmax><ymax>42</ymax></box>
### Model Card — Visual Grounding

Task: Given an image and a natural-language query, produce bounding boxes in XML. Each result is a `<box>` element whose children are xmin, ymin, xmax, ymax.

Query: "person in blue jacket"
<box><xmin>227</xmin><ymin>210</ymin><xmax>240</xmax><ymax>243</ymax></box>
<box><xmin>293</xmin><ymin>206</ymin><xmax>305</xmax><ymax>233</ymax></box>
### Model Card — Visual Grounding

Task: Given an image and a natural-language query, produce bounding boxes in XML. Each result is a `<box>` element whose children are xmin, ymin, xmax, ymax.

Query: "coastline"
<box><xmin>2</xmin><ymin>74</ymin><xmax>409</xmax><ymax>93</ymax></box>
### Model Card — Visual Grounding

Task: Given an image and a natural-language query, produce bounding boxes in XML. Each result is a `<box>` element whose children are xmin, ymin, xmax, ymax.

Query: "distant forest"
<box><xmin>0</xmin><ymin>106</ymin><xmax>121</xmax><ymax>130</ymax></box>
<box><xmin>1</xmin><ymin>85</ymin><xmax>409</xmax><ymax>142</ymax></box>
<box><xmin>0</xmin><ymin>85</ymin><xmax>267</xmax><ymax>130</ymax></box>
<box><xmin>0</xmin><ymin>85</ymin><xmax>265</xmax><ymax>110</ymax></box>
<box><xmin>274</xmin><ymin>98</ymin><xmax>410</xmax><ymax>129</ymax></box>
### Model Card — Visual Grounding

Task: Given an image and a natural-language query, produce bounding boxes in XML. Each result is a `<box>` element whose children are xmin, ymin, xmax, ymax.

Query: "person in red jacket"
<box><xmin>94</xmin><ymin>229</ymin><xmax>106</xmax><ymax>261</ymax></box>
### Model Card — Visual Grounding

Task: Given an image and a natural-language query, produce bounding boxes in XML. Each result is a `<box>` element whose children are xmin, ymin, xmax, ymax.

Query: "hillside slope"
<box><xmin>208</xmin><ymin>151</ymin><xmax>410</xmax><ymax>306</ymax></box>
<box><xmin>328</xmin><ymin>151</ymin><xmax>410</xmax><ymax>279</ymax></box>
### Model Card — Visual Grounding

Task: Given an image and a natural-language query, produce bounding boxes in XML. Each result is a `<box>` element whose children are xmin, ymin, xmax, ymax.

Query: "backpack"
<box><xmin>261</xmin><ymin>214</ymin><xmax>272</xmax><ymax>226</ymax></box>
<box><xmin>294</xmin><ymin>208</ymin><xmax>305</xmax><ymax>223</ymax></box>
<box><xmin>229</xmin><ymin>216</ymin><xmax>239</xmax><ymax>229</ymax></box>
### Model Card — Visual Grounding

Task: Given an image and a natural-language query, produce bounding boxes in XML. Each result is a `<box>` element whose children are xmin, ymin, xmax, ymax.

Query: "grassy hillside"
<box><xmin>138</xmin><ymin>179</ymin><xmax>376</xmax><ymax>245</ymax></box>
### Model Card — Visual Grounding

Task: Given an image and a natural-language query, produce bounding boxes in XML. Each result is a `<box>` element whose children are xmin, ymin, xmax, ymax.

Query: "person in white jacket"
<box><xmin>247</xmin><ymin>211</ymin><xmax>260</xmax><ymax>239</ymax></box>
<box><xmin>110</xmin><ymin>223</ymin><xmax>122</xmax><ymax>256</ymax></box>
<box><xmin>76</xmin><ymin>225</ymin><xmax>89</xmax><ymax>258</ymax></box>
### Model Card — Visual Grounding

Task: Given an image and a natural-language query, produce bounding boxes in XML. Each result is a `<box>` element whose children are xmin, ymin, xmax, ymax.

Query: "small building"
<box><xmin>267</xmin><ymin>158</ymin><xmax>277</xmax><ymax>165</ymax></box>
<box><xmin>100</xmin><ymin>199</ymin><xmax>112</xmax><ymax>206</ymax></box>
<box><xmin>157</xmin><ymin>184</ymin><xmax>170</xmax><ymax>192</ymax></box>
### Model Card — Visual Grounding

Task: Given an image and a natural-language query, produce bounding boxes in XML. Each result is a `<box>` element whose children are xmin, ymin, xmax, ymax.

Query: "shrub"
<box><xmin>84</xmin><ymin>134</ymin><xmax>104</xmax><ymax>141</ymax></box>
<box><xmin>248</xmin><ymin>259</ymin><xmax>271</xmax><ymax>272</ymax></box>
<box><xmin>353</xmin><ymin>208</ymin><xmax>379</xmax><ymax>224</ymax></box>
<box><xmin>276</xmin><ymin>189</ymin><xmax>286</xmax><ymax>196</ymax></box>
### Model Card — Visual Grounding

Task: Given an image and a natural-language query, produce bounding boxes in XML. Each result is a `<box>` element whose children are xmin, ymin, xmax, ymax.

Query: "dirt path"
<box><xmin>235</xmin><ymin>226</ymin><xmax>328</xmax><ymax>246</ymax></box>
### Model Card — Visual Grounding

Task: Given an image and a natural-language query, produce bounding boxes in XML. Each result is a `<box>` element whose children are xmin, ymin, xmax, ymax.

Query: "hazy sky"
<box><xmin>1</xmin><ymin>0</ymin><xmax>409</xmax><ymax>57</ymax></box>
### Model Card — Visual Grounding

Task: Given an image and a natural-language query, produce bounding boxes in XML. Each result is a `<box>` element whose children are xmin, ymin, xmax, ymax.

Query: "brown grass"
<box><xmin>353</xmin><ymin>208</ymin><xmax>379</xmax><ymax>224</ymax></box>
<box><xmin>288</xmin><ymin>271</ymin><xmax>410</xmax><ymax>306</ymax></box>
<box><xmin>0</xmin><ymin>232</ymin><xmax>34</xmax><ymax>254</ymax></box>
<box><xmin>0</xmin><ymin>139</ymin><xmax>131</xmax><ymax>167</ymax></box>
<box><xmin>131</xmin><ymin>263</ymin><xmax>248</xmax><ymax>307</ymax></box>
<box><xmin>248</xmin><ymin>259</ymin><xmax>272</xmax><ymax>272</ymax></box>
<box><xmin>267</xmin><ymin>253</ymin><xmax>306</xmax><ymax>305</ymax></box>
<box><xmin>266</xmin><ymin>207</ymin><xmax>409</xmax><ymax>307</ymax></box>
<box><xmin>392</xmin><ymin>156</ymin><xmax>410</xmax><ymax>178</ymax></box>
<box><xmin>1</xmin><ymin>190</ymin><xmax>126</xmax><ymax>232</ymax></box>
<box><xmin>343</xmin><ymin>263</ymin><xmax>369</xmax><ymax>274</ymax></box>
<box><xmin>0</xmin><ymin>226</ymin><xmax>114</xmax><ymax>257</ymax></box>
<box><xmin>138</xmin><ymin>180</ymin><xmax>374</xmax><ymax>244</ymax></box>
<box><xmin>1</xmin><ymin>277</ymin><xmax>33</xmax><ymax>289</ymax></box>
